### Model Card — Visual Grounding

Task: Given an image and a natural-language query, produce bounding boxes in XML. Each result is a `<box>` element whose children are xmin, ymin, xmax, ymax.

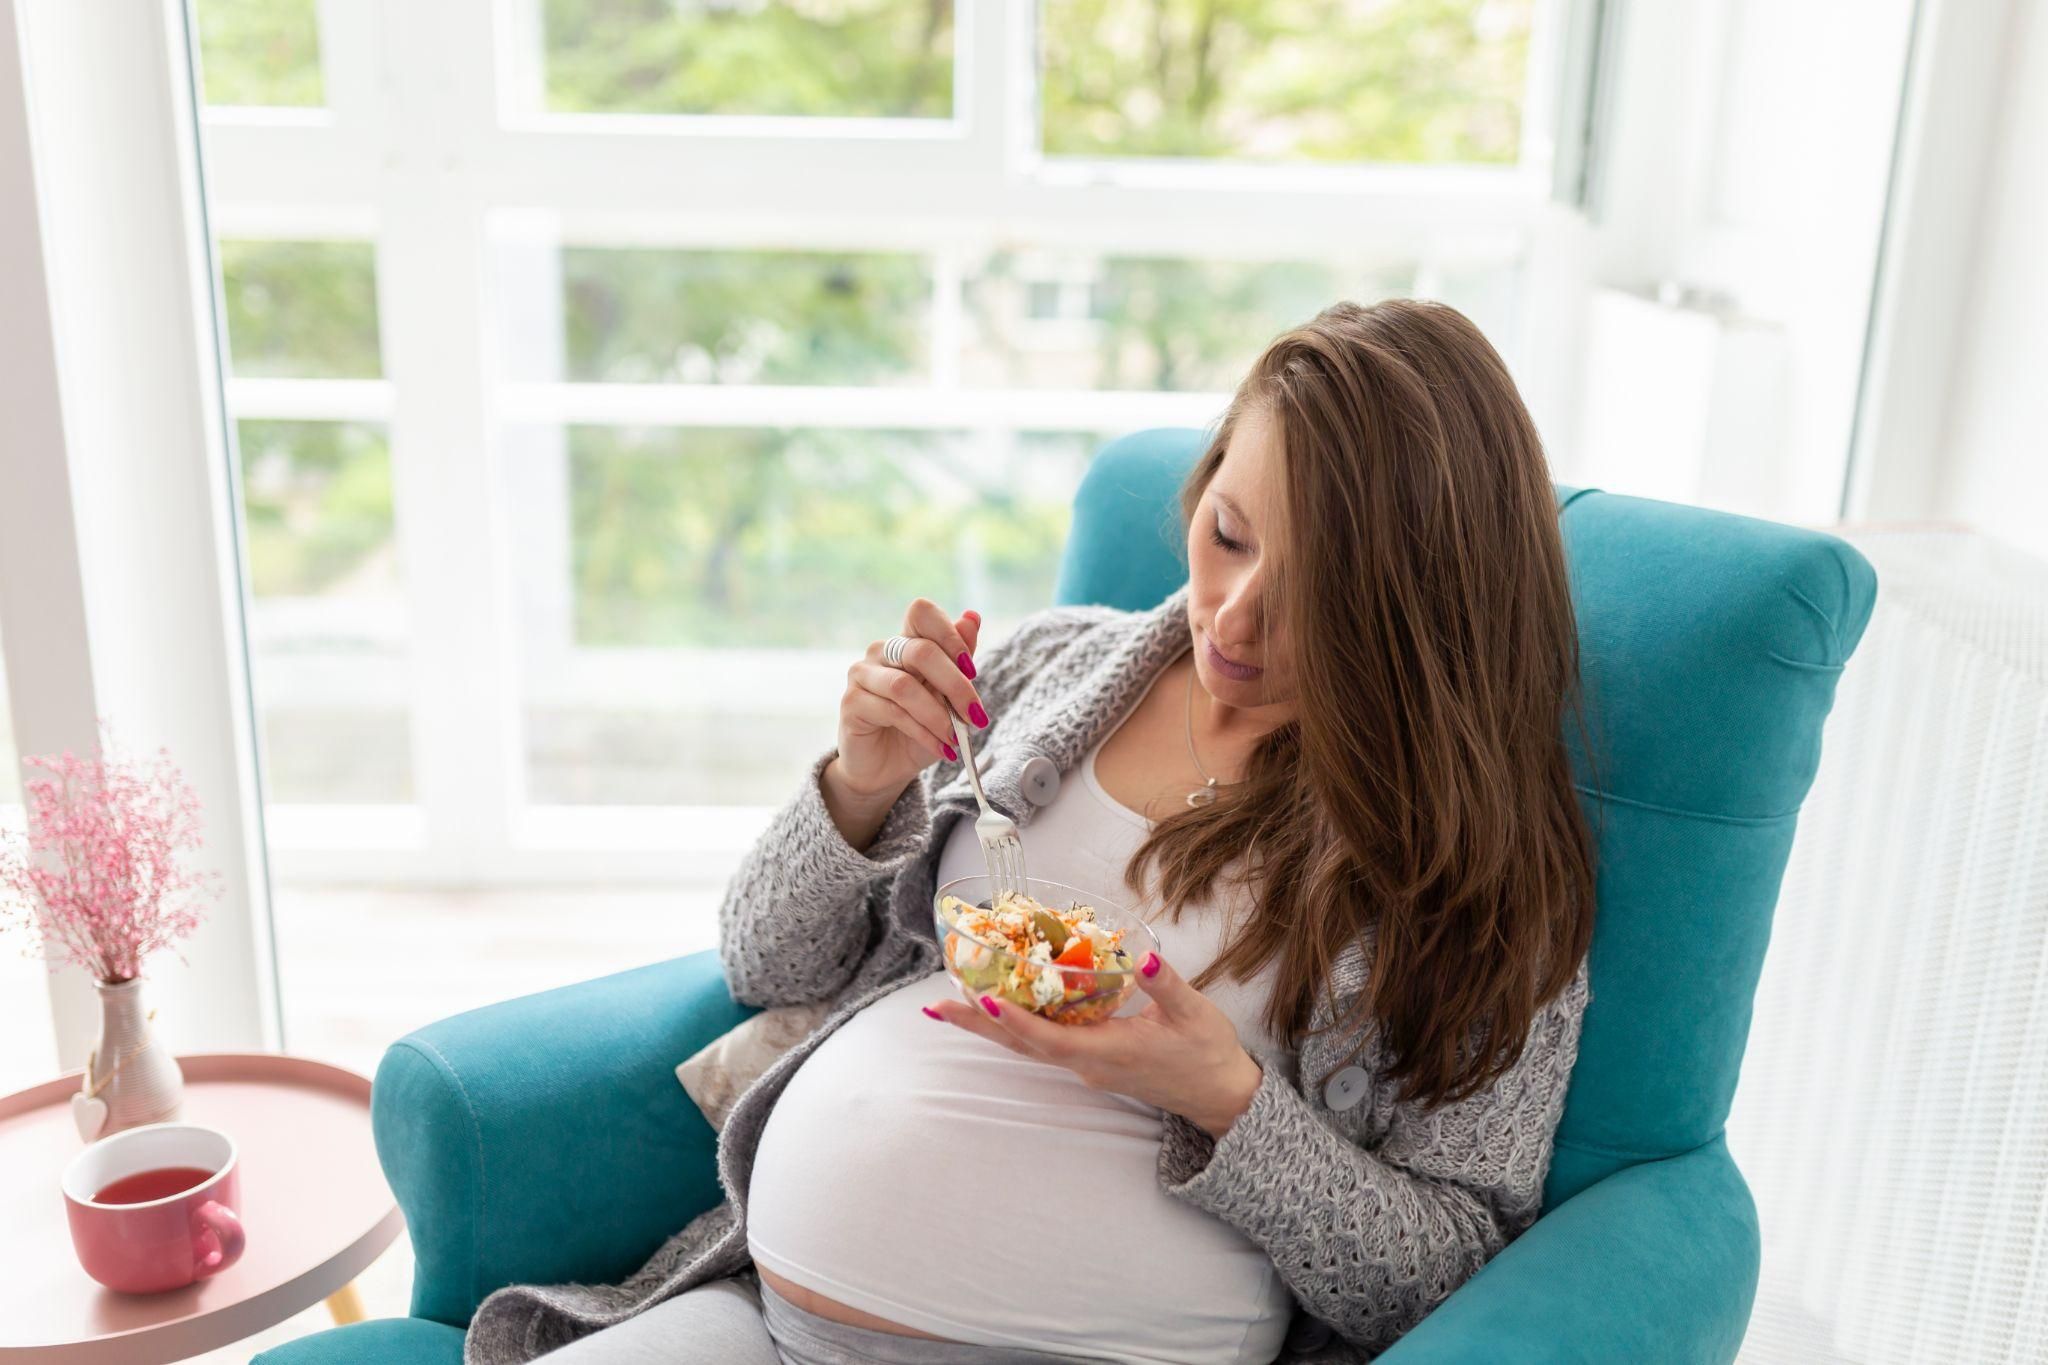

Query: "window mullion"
<box><xmin>313</xmin><ymin>0</ymin><xmax>381</xmax><ymax>131</ymax></box>
<box><xmin>374</xmin><ymin>0</ymin><xmax>523</xmax><ymax>878</ymax></box>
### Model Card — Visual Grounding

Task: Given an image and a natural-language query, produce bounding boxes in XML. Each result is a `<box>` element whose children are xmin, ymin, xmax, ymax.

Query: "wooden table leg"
<box><xmin>325</xmin><ymin>1281</ymin><xmax>367</xmax><ymax>1325</ymax></box>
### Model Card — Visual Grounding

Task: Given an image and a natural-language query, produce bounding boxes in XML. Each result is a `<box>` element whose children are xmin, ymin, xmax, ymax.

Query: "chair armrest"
<box><xmin>1377</xmin><ymin>1136</ymin><xmax>1760</xmax><ymax>1364</ymax></box>
<box><xmin>372</xmin><ymin>949</ymin><xmax>755</xmax><ymax>1327</ymax></box>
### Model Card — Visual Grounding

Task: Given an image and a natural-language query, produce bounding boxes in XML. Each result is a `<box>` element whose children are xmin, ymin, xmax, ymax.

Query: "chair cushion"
<box><xmin>1545</xmin><ymin>489</ymin><xmax>1874</xmax><ymax>1199</ymax></box>
<box><xmin>1056</xmin><ymin>427</ymin><xmax>1208</xmax><ymax>612</ymax></box>
<box><xmin>250</xmin><ymin>1316</ymin><xmax>466</xmax><ymax>1365</ymax></box>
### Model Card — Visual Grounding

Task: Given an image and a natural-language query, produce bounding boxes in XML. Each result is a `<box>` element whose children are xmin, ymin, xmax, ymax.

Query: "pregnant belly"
<box><xmin>752</xmin><ymin>1264</ymin><xmax>952</xmax><ymax>1339</ymax></box>
<box><xmin>744</xmin><ymin>973</ymin><xmax>1289</xmax><ymax>1365</ymax></box>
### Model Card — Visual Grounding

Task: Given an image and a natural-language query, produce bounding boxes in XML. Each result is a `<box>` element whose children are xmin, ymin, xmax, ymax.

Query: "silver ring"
<box><xmin>882</xmin><ymin>634</ymin><xmax>914</xmax><ymax>667</ymax></box>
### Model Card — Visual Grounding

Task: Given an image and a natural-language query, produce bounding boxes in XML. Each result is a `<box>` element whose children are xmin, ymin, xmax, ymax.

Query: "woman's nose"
<box><xmin>1215</xmin><ymin>593</ymin><xmax>1262</xmax><ymax>645</ymax></box>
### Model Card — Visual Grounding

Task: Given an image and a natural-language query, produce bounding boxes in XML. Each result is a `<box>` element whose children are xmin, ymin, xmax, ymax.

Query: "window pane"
<box><xmin>239</xmin><ymin>420</ymin><xmax>398</xmax><ymax>599</ymax></box>
<box><xmin>510</xmin><ymin>425</ymin><xmax>1093</xmax><ymax>805</ymax></box>
<box><xmin>236</xmin><ymin>420</ymin><xmax>414</xmax><ymax>804</ymax></box>
<box><xmin>220</xmin><ymin>240</ymin><xmax>382</xmax><ymax>380</ymax></box>
<box><xmin>963</xmin><ymin>251</ymin><xmax>1436</xmax><ymax>391</ymax></box>
<box><xmin>1040</xmin><ymin>0</ymin><xmax>1536</xmax><ymax>165</ymax></box>
<box><xmin>257</xmin><ymin>706</ymin><xmax>414</xmax><ymax>804</ymax></box>
<box><xmin>196</xmin><ymin>0</ymin><xmax>325</xmax><ymax>108</ymax></box>
<box><xmin>557</xmin><ymin>248</ymin><xmax>931</xmax><ymax>384</ymax></box>
<box><xmin>567</xmin><ymin>426</ymin><xmax>1069</xmax><ymax>647</ymax></box>
<box><xmin>542</xmin><ymin>0</ymin><xmax>955</xmax><ymax>118</ymax></box>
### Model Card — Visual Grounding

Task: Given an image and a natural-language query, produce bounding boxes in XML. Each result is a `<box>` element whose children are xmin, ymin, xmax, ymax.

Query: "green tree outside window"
<box><xmin>569</xmin><ymin>426</ymin><xmax>1085</xmax><ymax>650</ymax></box>
<box><xmin>220</xmin><ymin>240</ymin><xmax>382</xmax><ymax>380</ymax></box>
<box><xmin>195</xmin><ymin>0</ymin><xmax>324</xmax><ymax>108</ymax></box>
<box><xmin>544</xmin><ymin>0</ymin><xmax>955</xmax><ymax>117</ymax></box>
<box><xmin>564</xmin><ymin>248</ymin><xmax>930</xmax><ymax>385</ymax></box>
<box><xmin>1041</xmin><ymin>0</ymin><xmax>1534</xmax><ymax>165</ymax></box>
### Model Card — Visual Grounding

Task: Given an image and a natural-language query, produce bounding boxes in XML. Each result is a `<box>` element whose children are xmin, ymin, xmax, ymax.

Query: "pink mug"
<box><xmin>62</xmin><ymin>1122</ymin><xmax>246</xmax><ymax>1293</ymax></box>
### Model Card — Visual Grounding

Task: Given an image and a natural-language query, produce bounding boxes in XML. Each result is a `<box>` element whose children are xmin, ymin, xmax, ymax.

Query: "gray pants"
<box><xmin>543</xmin><ymin>1273</ymin><xmax>1104</xmax><ymax>1363</ymax></box>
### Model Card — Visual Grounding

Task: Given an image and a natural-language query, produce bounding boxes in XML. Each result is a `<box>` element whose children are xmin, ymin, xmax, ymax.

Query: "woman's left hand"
<box><xmin>925</xmin><ymin>952</ymin><xmax>1264</xmax><ymax>1138</ymax></box>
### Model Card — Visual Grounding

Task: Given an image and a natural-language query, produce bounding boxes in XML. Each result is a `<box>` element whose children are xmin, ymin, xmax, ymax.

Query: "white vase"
<box><xmin>72</xmin><ymin>976</ymin><xmax>184</xmax><ymax>1143</ymax></box>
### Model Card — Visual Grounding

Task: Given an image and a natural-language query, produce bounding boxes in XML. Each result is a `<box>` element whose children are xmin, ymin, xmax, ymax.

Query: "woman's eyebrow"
<box><xmin>1215</xmin><ymin>491</ymin><xmax>1252</xmax><ymax>524</ymax></box>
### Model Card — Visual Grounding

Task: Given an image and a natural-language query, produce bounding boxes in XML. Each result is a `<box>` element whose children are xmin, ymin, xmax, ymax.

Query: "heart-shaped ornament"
<box><xmin>71</xmin><ymin>1091</ymin><xmax>108</xmax><ymax>1142</ymax></box>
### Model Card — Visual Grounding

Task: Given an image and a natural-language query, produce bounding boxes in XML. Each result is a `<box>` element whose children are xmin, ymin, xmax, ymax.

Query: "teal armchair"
<box><xmin>258</xmin><ymin>428</ymin><xmax>1877</xmax><ymax>1364</ymax></box>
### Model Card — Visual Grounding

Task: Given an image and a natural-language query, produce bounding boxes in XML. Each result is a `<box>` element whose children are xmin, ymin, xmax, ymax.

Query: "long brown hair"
<box><xmin>1127</xmin><ymin>298</ymin><xmax>1597</xmax><ymax>1108</ymax></box>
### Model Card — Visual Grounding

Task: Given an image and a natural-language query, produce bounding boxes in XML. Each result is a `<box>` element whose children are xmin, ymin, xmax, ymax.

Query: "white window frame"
<box><xmin>1</xmin><ymin>0</ymin><xmax>280</xmax><ymax>1065</ymax></box>
<box><xmin>191</xmin><ymin>0</ymin><xmax>1599</xmax><ymax>887</ymax></box>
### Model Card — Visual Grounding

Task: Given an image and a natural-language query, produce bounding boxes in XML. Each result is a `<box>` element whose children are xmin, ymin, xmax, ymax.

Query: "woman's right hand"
<box><xmin>832</xmin><ymin>598</ymin><xmax>990</xmax><ymax>801</ymax></box>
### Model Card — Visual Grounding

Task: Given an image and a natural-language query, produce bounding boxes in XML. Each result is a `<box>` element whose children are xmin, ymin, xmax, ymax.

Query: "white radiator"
<box><xmin>1729</xmin><ymin>530</ymin><xmax>2048</xmax><ymax>1363</ymax></box>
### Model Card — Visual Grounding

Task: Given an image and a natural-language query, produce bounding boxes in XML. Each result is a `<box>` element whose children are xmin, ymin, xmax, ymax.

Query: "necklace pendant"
<box><xmin>1187</xmin><ymin>780</ymin><xmax>1219</xmax><ymax>808</ymax></box>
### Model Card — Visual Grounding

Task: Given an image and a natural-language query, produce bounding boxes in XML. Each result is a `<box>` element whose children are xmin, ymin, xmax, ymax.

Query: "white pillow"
<box><xmin>674</xmin><ymin>1002</ymin><xmax>833</xmax><ymax>1132</ymax></box>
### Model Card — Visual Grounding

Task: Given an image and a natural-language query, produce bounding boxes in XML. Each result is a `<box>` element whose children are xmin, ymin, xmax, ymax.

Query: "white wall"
<box><xmin>1934</xmin><ymin>0</ymin><xmax>2048</xmax><ymax>559</ymax></box>
<box><xmin>1729</xmin><ymin>528</ymin><xmax>2048</xmax><ymax>1363</ymax></box>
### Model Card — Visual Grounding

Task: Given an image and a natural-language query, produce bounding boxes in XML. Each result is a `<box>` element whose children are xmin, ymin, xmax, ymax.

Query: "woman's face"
<box><xmin>1186</xmin><ymin>406</ymin><xmax>1295</xmax><ymax>715</ymax></box>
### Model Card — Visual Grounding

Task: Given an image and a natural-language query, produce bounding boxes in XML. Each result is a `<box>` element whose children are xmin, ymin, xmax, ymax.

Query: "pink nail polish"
<box><xmin>942</xmin><ymin>742</ymin><xmax>958</xmax><ymax>762</ymax></box>
<box><xmin>980</xmin><ymin>994</ymin><xmax>1002</xmax><ymax>1018</ymax></box>
<box><xmin>1141</xmin><ymin>952</ymin><xmax>1160</xmax><ymax>977</ymax></box>
<box><xmin>922</xmin><ymin>1005</ymin><xmax>943</xmax><ymax>1020</ymax></box>
<box><xmin>969</xmin><ymin>701</ymin><xmax>989</xmax><ymax>728</ymax></box>
<box><xmin>957</xmin><ymin>651</ymin><xmax>977</xmax><ymax>680</ymax></box>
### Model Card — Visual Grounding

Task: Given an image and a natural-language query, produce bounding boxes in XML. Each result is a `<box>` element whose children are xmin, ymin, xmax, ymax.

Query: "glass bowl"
<box><xmin>933</xmin><ymin>875</ymin><xmax>1160</xmax><ymax>1027</ymax></box>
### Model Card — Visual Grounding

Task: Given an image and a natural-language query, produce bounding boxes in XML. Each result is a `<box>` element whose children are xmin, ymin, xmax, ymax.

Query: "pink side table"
<box><xmin>0</xmin><ymin>1053</ymin><xmax>404</xmax><ymax>1363</ymax></box>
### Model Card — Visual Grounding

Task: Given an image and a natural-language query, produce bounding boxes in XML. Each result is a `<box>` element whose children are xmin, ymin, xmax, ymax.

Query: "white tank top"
<box><xmin>746</xmin><ymin>678</ymin><xmax>1293</xmax><ymax>1365</ymax></box>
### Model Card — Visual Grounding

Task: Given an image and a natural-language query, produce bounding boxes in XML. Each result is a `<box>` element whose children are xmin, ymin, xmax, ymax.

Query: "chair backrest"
<box><xmin>1055</xmin><ymin>428</ymin><xmax>1879</xmax><ymax>1210</ymax></box>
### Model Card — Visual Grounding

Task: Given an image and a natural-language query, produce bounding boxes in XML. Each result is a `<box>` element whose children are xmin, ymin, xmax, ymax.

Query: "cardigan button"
<box><xmin>1323</xmin><ymin>1066</ymin><xmax>1371</xmax><ymax>1111</ymax></box>
<box><xmin>1284</xmin><ymin>1316</ymin><xmax>1336</xmax><ymax>1353</ymax></box>
<box><xmin>1019</xmin><ymin>756</ymin><xmax>1061</xmax><ymax>806</ymax></box>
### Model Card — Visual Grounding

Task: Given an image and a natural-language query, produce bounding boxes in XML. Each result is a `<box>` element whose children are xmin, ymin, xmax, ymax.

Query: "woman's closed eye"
<box><xmin>1210</xmin><ymin>526</ymin><xmax>1246</xmax><ymax>554</ymax></box>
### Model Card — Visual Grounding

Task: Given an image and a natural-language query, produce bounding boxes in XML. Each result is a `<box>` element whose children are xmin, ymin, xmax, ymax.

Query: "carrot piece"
<box><xmin>1053</xmin><ymin>936</ymin><xmax>1094</xmax><ymax>971</ymax></box>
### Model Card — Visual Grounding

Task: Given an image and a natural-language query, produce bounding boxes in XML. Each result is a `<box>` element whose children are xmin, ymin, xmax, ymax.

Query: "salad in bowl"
<box><xmin>933</xmin><ymin>875</ymin><xmax>1160</xmax><ymax>1026</ymax></box>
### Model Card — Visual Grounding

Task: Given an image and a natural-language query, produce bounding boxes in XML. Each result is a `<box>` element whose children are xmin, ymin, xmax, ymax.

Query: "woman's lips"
<box><xmin>1205</xmin><ymin>636</ymin><xmax>1262</xmax><ymax>681</ymax></box>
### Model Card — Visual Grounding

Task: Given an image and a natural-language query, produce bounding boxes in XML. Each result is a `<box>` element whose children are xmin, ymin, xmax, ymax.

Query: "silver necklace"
<box><xmin>1184</xmin><ymin>662</ymin><xmax>1231</xmax><ymax>807</ymax></box>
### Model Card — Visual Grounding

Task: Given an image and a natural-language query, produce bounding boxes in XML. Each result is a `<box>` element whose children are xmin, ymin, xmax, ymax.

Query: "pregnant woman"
<box><xmin>466</xmin><ymin>299</ymin><xmax>1597</xmax><ymax>1365</ymax></box>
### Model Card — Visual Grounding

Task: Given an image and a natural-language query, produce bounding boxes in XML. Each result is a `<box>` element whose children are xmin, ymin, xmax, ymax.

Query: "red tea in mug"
<box><xmin>94</xmin><ymin>1165</ymin><xmax>215</xmax><ymax>1205</ymax></box>
<box><xmin>64</xmin><ymin>1122</ymin><xmax>245</xmax><ymax>1293</ymax></box>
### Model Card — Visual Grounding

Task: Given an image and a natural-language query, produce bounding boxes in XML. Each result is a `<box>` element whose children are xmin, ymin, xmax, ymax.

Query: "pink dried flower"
<box><xmin>0</xmin><ymin>717</ymin><xmax>223</xmax><ymax>983</ymax></box>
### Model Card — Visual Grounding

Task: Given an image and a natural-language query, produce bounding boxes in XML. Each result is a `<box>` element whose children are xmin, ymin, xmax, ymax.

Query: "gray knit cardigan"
<box><xmin>464</xmin><ymin>583</ymin><xmax>1592</xmax><ymax>1365</ymax></box>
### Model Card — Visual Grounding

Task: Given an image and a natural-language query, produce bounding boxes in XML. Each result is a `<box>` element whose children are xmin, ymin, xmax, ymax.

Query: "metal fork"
<box><xmin>949</xmin><ymin>707</ymin><xmax>1028</xmax><ymax>901</ymax></box>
